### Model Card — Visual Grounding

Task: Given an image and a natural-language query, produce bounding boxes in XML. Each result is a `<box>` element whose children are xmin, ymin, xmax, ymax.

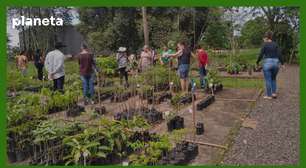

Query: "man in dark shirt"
<box><xmin>34</xmin><ymin>49</ymin><xmax>44</xmax><ymax>80</ymax></box>
<box><xmin>78</xmin><ymin>44</ymin><xmax>97</xmax><ymax>104</ymax></box>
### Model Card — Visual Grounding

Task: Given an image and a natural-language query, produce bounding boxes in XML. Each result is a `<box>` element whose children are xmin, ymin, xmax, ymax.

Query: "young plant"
<box><xmin>129</xmin><ymin>134</ymin><xmax>172</xmax><ymax>165</ymax></box>
<box><xmin>63</xmin><ymin>128</ymin><xmax>111</xmax><ymax>166</ymax></box>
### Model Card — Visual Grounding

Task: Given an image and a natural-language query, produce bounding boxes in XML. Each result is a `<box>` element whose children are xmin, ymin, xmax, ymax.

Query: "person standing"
<box><xmin>167</xmin><ymin>41</ymin><xmax>191</xmax><ymax>93</ymax></box>
<box><xmin>196</xmin><ymin>45</ymin><xmax>209</xmax><ymax>89</ymax></box>
<box><xmin>116</xmin><ymin>47</ymin><xmax>129</xmax><ymax>88</ymax></box>
<box><xmin>78</xmin><ymin>44</ymin><xmax>97</xmax><ymax>104</ymax></box>
<box><xmin>256</xmin><ymin>31</ymin><xmax>284</xmax><ymax>99</ymax></box>
<box><xmin>16</xmin><ymin>51</ymin><xmax>28</xmax><ymax>76</ymax></box>
<box><xmin>139</xmin><ymin>45</ymin><xmax>152</xmax><ymax>72</ymax></box>
<box><xmin>160</xmin><ymin>46</ymin><xmax>171</xmax><ymax>65</ymax></box>
<box><xmin>151</xmin><ymin>48</ymin><xmax>157</xmax><ymax>65</ymax></box>
<box><xmin>34</xmin><ymin>49</ymin><xmax>44</xmax><ymax>80</ymax></box>
<box><xmin>45</xmin><ymin>42</ymin><xmax>66</xmax><ymax>92</ymax></box>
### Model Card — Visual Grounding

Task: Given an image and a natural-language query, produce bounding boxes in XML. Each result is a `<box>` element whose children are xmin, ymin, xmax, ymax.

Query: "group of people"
<box><xmin>15</xmin><ymin>30</ymin><xmax>283</xmax><ymax>105</ymax></box>
<box><xmin>115</xmin><ymin>42</ymin><xmax>210</xmax><ymax>94</ymax></box>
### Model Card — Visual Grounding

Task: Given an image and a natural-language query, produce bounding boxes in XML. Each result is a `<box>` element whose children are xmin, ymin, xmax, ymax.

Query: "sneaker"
<box><xmin>263</xmin><ymin>96</ymin><xmax>273</xmax><ymax>99</ymax></box>
<box><xmin>272</xmin><ymin>94</ymin><xmax>277</xmax><ymax>99</ymax></box>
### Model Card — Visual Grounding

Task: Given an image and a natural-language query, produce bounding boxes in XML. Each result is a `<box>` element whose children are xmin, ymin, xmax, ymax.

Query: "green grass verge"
<box><xmin>221</xmin><ymin>77</ymin><xmax>263</xmax><ymax>89</ymax></box>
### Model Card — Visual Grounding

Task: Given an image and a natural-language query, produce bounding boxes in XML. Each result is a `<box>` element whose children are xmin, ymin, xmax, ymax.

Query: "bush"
<box><xmin>96</xmin><ymin>56</ymin><xmax>118</xmax><ymax>76</ymax></box>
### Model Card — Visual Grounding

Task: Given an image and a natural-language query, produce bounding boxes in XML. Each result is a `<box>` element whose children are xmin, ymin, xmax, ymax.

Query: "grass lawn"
<box><xmin>221</xmin><ymin>77</ymin><xmax>263</xmax><ymax>89</ymax></box>
<box><xmin>208</xmin><ymin>48</ymin><xmax>260</xmax><ymax>66</ymax></box>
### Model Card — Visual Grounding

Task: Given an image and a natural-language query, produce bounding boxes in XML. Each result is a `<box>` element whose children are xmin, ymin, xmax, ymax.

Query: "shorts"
<box><xmin>178</xmin><ymin>64</ymin><xmax>189</xmax><ymax>79</ymax></box>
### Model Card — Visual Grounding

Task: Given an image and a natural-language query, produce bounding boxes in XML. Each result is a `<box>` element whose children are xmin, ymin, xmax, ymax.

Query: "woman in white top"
<box><xmin>139</xmin><ymin>45</ymin><xmax>152</xmax><ymax>72</ymax></box>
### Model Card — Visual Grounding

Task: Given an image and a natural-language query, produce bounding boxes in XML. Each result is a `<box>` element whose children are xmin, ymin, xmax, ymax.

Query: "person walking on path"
<box><xmin>116</xmin><ymin>47</ymin><xmax>129</xmax><ymax>88</ymax></box>
<box><xmin>196</xmin><ymin>45</ymin><xmax>209</xmax><ymax>89</ymax></box>
<box><xmin>16</xmin><ymin>51</ymin><xmax>28</xmax><ymax>76</ymax></box>
<box><xmin>78</xmin><ymin>44</ymin><xmax>97</xmax><ymax>104</ymax></box>
<box><xmin>167</xmin><ymin>41</ymin><xmax>191</xmax><ymax>93</ymax></box>
<box><xmin>34</xmin><ymin>49</ymin><xmax>44</xmax><ymax>80</ymax></box>
<box><xmin>139</xmin><ymin>45</ymin><xmax>153</xmax><ymax>72</ymax></box>
<box><xmin>256</xmin><ymin>31</ymin><xmax>284</xmax><ymax>99</ymax></box>
<box><xmin>45</xmin><ymin>42</ymin><xmax>66</xmax><ymax>92</ymax></box>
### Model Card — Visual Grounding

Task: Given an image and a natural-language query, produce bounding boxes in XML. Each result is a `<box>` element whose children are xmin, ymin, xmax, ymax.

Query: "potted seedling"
<box><xmin>167</xmin><ymin>94</ymin><xmax>184</xmax><ymax>132</ymax></box>
<box><xmin>205</xmin><ymin>69</ymin><xmax>223</xmax><ymax>94</ymax></box>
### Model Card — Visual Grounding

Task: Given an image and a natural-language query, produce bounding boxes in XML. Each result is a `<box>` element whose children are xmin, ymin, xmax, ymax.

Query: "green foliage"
<box><xmin>63</xmin><ymin>128</ymin><xmax>110</xmax><ymax>165</ymax></box>
<box><xmin>33</xmin><ymin>120</ymin><xmax>63</xmax><ymax>144</ymax></box>
<box><xmin>221</xmin><ymin>77</ymin><xmax>263</xmax><ymax>89</ymax></box>
<box><xmin>63</xmin><ymin>116</ymin><xmax>151</xmax><ymax>165</ymax></box>
<box><xmin>129</xmin><ymin>135</ymin><xmax>171</xmax><ymax>165</ymax></box>
<box><xmin>137</xmin><ymin>65</ymin><xmax>180</xmax><ymax>89</ymax></box>
<box><xmin>205</xmin><ymin>68</ymin><xmax>221</xmax><ymax>87</ymax></box>
<box><xmin>240</xmin><ymin>17</ymin><xmax>268</xmax><ymax>48</ymax></box>
<box><xmin>96</xmin><ymin>56</ymin><xmax>117</xmax><ymax>76</ymax></box>
<box><xmin>78</xmin><ymin>8</ymin><xmax>141</xmax><ymax>54</ymax></box>
<box><xmin>202</xmin><ymin>9</ymin><xmax>230</xmax><ymax>49</ymax></box>
<box><xmin>168</xmin><ymin>129</ymin><xmax>187</xmax><ymax>144</ymax></box>
<box><xmin>170</xmin><ymin>92</ymin><xmax>184</xmax><ymax>114</ymax></box>
<box><xmin>226</xmin><ymin>62</ymin><xmax>242</xmax><ymax>74</ymax></box>
<box><xmin>167</xmin><ymin>31</ymin><xmax>188</xmax><ymax>46</ymax></box>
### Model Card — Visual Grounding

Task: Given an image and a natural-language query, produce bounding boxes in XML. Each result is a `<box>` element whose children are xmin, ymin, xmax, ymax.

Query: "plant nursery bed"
<box><xmin>66</xmin><ymin>104</ymin><xmax>85</xmax><ymax>117</ymax></box>
<box><xmin>196</xmin><ymin>95</ymin><xmax>215</xmax><ymax>110</ymax></box>
<box><xmin>205</xmin><ymin>84</ymin><xmax>223</xmax><ymax>94</ymax></box>
<box><xmin>159</xmin><ymin>141</ymin><xmax>199</xmax><ymax>165</ymax></box>
<box><xmin>147</xmin><ymin>92</ymin><xmax>172</xmax><ymax>104</ymax></box>
<box><xmin>151</xmin><ymin>88</ymin><xmax>259</xmax><ymax>164</ymax></box>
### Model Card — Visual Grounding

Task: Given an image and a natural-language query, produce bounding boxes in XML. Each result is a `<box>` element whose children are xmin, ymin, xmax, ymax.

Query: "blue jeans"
<box><xmin>81</xmin><ymin>74</ymin><xmax>94</xmax><ymax>99</ymax></box>
<box><xmin>199</xmin><ymin>66</ymin><xmax>207</xmax><ymax>88</ymax></box>
<box><xmin>178</xmin><ymin>64</ymin><xmax>190</xmax><ymax>79</ymax></box>
<box><xmin>53</xmin><ymin>76</ymin><xmax>65</xmax><ymax>93</ymax></box>
<box><xmin>263</xmin><ymin>58</ymin><xmax>279</xmax><ymax>97</ymax></box>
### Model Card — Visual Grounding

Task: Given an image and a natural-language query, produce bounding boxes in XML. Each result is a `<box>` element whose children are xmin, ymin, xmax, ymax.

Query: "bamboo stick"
<box><xmin>216</xmin><ymin>98</ymin><xmax>256</xmax><ymax>102</ymax></box>
<box><xmin>184</xmin><ymin>139</ymin><xmax>227</xmax><ymax>150</ymax></box>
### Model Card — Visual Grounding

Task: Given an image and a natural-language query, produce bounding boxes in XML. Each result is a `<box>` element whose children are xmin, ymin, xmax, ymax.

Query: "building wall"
<box><xmin>57</xmin><ymin>26</ymin><xmax>84</xmax><ymax>56</ymax></box>
<box><xmin>18</xmin><ymin>25</ymin><xmax>84</xmax><ymax>56</ymax></box>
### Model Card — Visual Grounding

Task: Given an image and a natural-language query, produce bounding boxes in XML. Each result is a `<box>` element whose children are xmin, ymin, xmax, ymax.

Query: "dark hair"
<box><xmin>36</xmin><ymin>49</ymin><xmax>41</xmax><ymax>53</ymax></box>
<box><xmin>264</xmin><ymin>31</ymin><xmax>273</xmax><ymax>40</ymax></box>
<box><xmin>20</xmin><ymin>50</ymin><xmax>26</xmax><ymax>55</ymax></box>
<box><xmin>82</xmin><ymin>44</ymin><xmax>88</xmax><ymax>50</ymax></box>
<box><xmin>195</xmin><ymin>45</ymin><xmax>202</xmax><ymax>49</ymax></box>
<box><xmin>178</xmin><ymin>41</ymin><xmax>186</xmax><ymax>47</ymax></box>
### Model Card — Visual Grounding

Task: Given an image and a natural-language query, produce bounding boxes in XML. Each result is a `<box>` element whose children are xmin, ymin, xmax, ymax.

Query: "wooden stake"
<box><xmin>216</xmin><ymin>98</ymin><xmax>256</xmax><ymax>102</ymax></box>
<box><xmin>185</xmin><ymin>139</ymin><xmax>227</xmax><ymax>150</ymax></box>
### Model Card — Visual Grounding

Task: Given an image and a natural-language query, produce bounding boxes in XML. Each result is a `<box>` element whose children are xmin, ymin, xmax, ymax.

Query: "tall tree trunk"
<box><xmin>20</xmin><ymin>8</ymin><xmax>26</xmax><ymax>51</ymax></box>
<box><xmin>141</xmin><ymin>7</ymin><xmax>149</xmax><ymax>46</ymax></box>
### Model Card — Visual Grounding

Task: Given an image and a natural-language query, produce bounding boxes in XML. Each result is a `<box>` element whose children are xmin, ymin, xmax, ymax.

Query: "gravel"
<box><xmin>223</xmin><ymin>65</ymin><xmax>300</xmax><ymax>165</ymax></box>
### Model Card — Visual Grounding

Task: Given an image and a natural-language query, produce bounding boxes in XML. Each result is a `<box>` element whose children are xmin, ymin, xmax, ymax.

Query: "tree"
<box><xmin>240</xmin><ymin>16</ymin><xmax>268</xmax><ymax>48</ymax></box>
<box><xmin>7</xmin><ymin>7</ymin><xmax>74</xmax><ymax>56</ymax></box>
<box><xmin>201</xmin><ymin>8</ymin><xmax>230</xmax><ymax>49</ymax></box>
<box><xmin>256</xmin><ymin>7</ymin><xmax>299</xmax><ymax>63</ymax></box>
<box><xmin>142</xmin><ymin>7</ymin><xmax>149</xmax><ymax>46</ymax></box>
<box><xmin>78</xmin><ymin>8</ymin><xmax>142</xmax><ymax>55</ymax></box>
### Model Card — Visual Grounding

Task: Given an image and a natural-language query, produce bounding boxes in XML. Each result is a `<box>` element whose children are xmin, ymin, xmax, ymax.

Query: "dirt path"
<box><xmin>223</xmin><ymin>65</ymin><xmax>300</xmax><ymax>165</ymax></box>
